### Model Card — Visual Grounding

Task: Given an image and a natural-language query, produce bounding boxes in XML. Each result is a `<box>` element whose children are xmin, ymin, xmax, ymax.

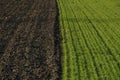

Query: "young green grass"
<box><xmin>57</xmin><ymin>0</ymin><xmax>120</xmax><ymax>80</ymax></box>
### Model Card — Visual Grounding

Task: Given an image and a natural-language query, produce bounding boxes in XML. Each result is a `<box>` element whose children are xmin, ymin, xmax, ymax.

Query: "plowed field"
<box><xmin>0</xmin><ymin>0</ymin><xmax>60</xmax><ymax>79</ymax></box>
<box><xmin>0</xmin><ymin>0</ymin><xmax>120</xmax><ymax>80</ymax></box>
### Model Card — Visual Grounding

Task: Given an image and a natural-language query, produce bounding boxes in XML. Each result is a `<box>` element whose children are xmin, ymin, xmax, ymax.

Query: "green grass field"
<box><xmin>57</xmin><ymin>0</ymin><xmax>120</xmax><ymax>79</ymax></box>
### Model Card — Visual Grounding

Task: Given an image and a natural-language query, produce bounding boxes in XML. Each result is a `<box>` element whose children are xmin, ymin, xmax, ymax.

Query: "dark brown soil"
<box><xmin>0</xmin><ymin>0</ymin><xmax>61</xmax><ymax>79</ymax></box>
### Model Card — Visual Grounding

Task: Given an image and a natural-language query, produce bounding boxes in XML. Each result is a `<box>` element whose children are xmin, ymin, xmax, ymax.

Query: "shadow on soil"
<box><xmin>54</xmin><ymin>0</ymin><xmax>62</xmax><ymax>80</ymax></box>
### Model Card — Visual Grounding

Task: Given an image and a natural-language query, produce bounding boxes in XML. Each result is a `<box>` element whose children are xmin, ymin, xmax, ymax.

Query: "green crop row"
<box><xmin>57</xmin><ymin>0</ymin><xmax>120</xmax><ymax>80</ymax></box>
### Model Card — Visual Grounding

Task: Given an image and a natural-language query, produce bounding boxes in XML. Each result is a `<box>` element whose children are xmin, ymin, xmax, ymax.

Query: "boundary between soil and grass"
<box><xmin>54</xmin><ymin>0</ymin><xmax>62</xmax><ymax>79</ymax></box>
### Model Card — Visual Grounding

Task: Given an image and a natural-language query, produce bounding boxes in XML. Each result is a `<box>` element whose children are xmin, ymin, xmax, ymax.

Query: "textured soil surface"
<box><xmin>0</xmin><ymin>0</ymin><xmax>60</xmax><ymax>79</ymax></box>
